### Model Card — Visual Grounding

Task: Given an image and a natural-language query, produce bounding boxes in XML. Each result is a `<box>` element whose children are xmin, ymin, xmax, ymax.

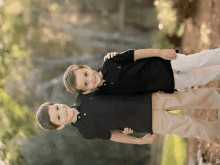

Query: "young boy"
<box><xmin>63</xmin><ymin>48</ymin><xmax>220</xmax><ymax>95</ymax></box>
<box><xmin>36</xmin><ymin>87</ymin><xmax>220</xmax><ymax>145</ymax></box>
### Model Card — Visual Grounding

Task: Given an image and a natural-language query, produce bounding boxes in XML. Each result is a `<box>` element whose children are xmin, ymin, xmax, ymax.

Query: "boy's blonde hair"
<box><xmin>63</xmin><ymin>65</ymin><xmax>88</xmax><ymax>94</ymax></box>
<box><xmin>36</xmin><ymin>102</ymin><xmax>59</xmax><ymax>130</ymax></box>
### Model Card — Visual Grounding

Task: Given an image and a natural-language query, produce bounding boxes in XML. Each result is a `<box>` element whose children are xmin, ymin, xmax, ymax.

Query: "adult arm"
<box><xmin>110</xmin><ymin>132</ymin><xmax>158</xmax><ymax>145</ymax></box>
<box><xmin>134</xmin><ymin>49</ymin><xmax>177</xmax><ymax>61</ymax></box>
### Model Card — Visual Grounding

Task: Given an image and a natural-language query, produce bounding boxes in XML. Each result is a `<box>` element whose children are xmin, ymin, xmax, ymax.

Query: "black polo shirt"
<box><xmin>97</xmin><ymin>49</ymin><xmax>175</xmax><ymax>95</ymax></box>
<box><xmin>71</xmin><ymin>91</ymin><xmax>152</xmax><ymax>140</ymax></box>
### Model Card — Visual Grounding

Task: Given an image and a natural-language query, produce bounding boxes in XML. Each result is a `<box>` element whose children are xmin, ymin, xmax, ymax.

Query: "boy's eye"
<box><xmin>56</xmin><ymin>106</ymin><xmax>59</xmax><ymax>110</ymax></box>
<box><xmin>85</xmin><ymin>72</ymin><xmax>88</xmax><ymax>77</ymax></box>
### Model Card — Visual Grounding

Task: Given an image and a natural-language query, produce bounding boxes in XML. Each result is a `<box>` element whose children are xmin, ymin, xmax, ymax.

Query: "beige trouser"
<box><xmin>152</xmin><ymin>88</ymin><xmax>220</xmax><ymax>144</ymax></box>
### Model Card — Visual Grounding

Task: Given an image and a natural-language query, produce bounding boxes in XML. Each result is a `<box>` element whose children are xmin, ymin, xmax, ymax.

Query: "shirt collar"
<box><xmin>70</xmin><ymin>94</ymin><xmax>82</xmax><ymax>111</ymax></box>
<box><xmin>70</xmin><ymin>94</ymin><xmax>82</xmax><ymax>126</ymax></box>
<box><xmin>98</xmin><ymin>61</ymin><xmax>108</xmax><ymax>77</ymax></box>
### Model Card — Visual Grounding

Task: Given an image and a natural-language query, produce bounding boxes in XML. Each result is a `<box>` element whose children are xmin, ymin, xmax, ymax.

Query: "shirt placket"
<box><xmin>77</xmin><ymin>112</ymin><xmax>87</xmax><ymax>119</ymax></box>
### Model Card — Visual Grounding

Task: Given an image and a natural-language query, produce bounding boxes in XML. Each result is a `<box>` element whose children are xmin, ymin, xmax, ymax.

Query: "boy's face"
<box><xmin>48</xmin><ymin>103</ymin><xmax>75</xmax><ymax>129</ymax></box>
<box><xmin>74</xmin><ymin>68</ymin><xmax>102</xmax><ymax>94</ymax></box>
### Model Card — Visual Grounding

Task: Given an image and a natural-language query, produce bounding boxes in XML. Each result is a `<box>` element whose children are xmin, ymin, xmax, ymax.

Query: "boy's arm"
<box><xmin>110</xmin><ymin>132</ymin><xmax>157</xmax><ymax>145</ymax></box>
<box><xmin>134</xmin><ymin>49</ymin><xmax>177</xmax><ymax>61</ymax></box>
<box><xmin>143</xmin><ymin>133</ymin><xmax>159</xmax><ymax>143</ymax></box>
<box><xmin>104</xmin><ymin>49</ymin><xmax>177</xmax><ymax>62</ymax></box>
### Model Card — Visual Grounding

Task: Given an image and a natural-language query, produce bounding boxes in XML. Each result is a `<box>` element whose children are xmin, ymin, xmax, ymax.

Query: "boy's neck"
<box><xmin>98</xmin><ymin>71</ymin><xmax>105</xmax><ymax>87</ymax></box>
<box><xmin>98</xmin><ymin>71</ymin><xmax>103</xmax><ymax>79</ymax></box>
<box><xmin>71</xmin><ymin>108</ymin><xmax>80</xmax><ymax>123</ymax></box>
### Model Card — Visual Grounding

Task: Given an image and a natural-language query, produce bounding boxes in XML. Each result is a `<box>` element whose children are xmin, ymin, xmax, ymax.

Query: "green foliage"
<box><xmin>161</xmin><ymin>110</ymin><xmax>187</xmax><ymax>165</ymax></box>
<box><xmin>151</xmin><ymin>30</ymin><xmax>173</xmax><ymax>49</ymax></box>
<box><xmin>0</xmin><ymin>89</ymin><xmax>38</xmax><ymax>164</ymax></box>
<box><xmin>0</xmin><ymin>0</ymin><xmax>39</xmax><ymax>164</ymax></box>
<box><xmin>152</xmin><ymin>0</ymin><xmax>185</xmax><ymax>49</ymax></box>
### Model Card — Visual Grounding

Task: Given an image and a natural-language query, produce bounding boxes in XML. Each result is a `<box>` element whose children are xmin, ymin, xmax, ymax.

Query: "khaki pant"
<box><xmin>152</xmin><ymin>88</ymin><xmax>220</xmax><ymax>144</ymax></box>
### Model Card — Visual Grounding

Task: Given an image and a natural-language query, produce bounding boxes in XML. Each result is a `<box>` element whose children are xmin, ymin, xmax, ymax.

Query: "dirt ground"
<box><xmin>180</xmin><ymin>0</ymin><xmax>220</xmax><ymax>164</ymax></box>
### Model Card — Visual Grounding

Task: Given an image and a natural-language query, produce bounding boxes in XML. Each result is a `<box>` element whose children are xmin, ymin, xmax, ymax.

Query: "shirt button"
<box><xmin>84</xmin><ymin>113</ymin><xmax>86</xmax><ymax>116</ymax></box>
<box><xmin>78</xmin><ymin>116</ymin><xmax>81</xmax><ymax>119</ymax></box>
<box><xmin>104</xmin><ymin>84</ymin><xmax>106</xmax><ymax>85</ymax></box>
<box><xmin>111</xmin><ymin>83</ymin><xmax>113</xmax><ymax>84</ymax></box>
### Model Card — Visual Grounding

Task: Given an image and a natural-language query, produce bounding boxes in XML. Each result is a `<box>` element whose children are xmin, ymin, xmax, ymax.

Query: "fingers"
<box><xmin>168</xmin><ymin>50</ymin><xmax>177</xmax><ymax>60</ymax></box>
<box><xmin>111</xmin><ymin>52</ymin><xmax>114</xmax><ymax>58</ymax></box>
<box><xmin>104</xmin><ymin>52</ymin><xmax>118</xmax><ymax>60</ymax></box>
<box><xmin>110</xmin><ymin>52</ymin><xmax>117</xmax><ymax>58</ymax></box>
<box><xmin>123</xmin><ymin>127</ymin><xmax>128</xmax><ymax>134</ymax></box>
<box><xmin>126</xmin><ymin>128</ymin><xmax>133</xmax><ymax>133</ymax></box>
<box><xmin>162</xmin><ymin>49</ymin><xmax>177</xmax><ymax>60</ymax></box>
<box><xmin>107</xmin><ymin>53</ymin><xmax>111</xmax><ymax>59</ymax></box>
<box><xmin>172</xmin><ymin>50</ymin><xmax>177</xmax><ymax>59</ymax></box>
<box><xmin>104</xmin><ymin>53</ymin><xmax>110</xmax><ymax>60</ymax></box>
<box><xmin>123</xmin><ymin>127</ymin><xmax>133</xmax><ymax>134</ymax></box>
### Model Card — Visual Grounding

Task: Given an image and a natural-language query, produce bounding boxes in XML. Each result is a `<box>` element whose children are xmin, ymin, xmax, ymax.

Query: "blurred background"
<box><xmin>0</xmin><ymin>0</ymin><xmax>219</xmax><ymax>164</ymax></box>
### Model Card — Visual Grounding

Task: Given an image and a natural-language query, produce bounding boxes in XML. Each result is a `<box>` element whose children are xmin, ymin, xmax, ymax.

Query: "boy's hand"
<box><xmin>160</xmin><ymin>49</ymin><xmax>177</xmax><ymax>60</ymax></box>
<box><xmin>103</xmin><ymin>52</ymin><xmax>118</xmax><ymax>61</ymax></box>
<box><xmin>122</xmin><ymin>127</ymin><xmax>133</xmax><ymax>134</ymax></box>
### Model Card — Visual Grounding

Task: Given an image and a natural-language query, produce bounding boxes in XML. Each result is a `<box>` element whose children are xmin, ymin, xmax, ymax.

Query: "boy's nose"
<box><xmin>92</xmin><ymin>75</ymin><xmax>95</xmax><ymax>84</ymax></box>
<box><xmin>88</xmin><ymin>74</ymin><xmax>94</xmax><ymax>82</ymax></box>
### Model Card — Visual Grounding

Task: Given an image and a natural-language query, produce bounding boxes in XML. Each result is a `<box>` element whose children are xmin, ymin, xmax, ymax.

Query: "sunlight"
<box><xmin>2</xmin><ymin>21</ymin><xmax>11</xmax><ymax>32</ymax></box>
<box><xmin>155</xmin><ymin>0</ymin><xmax>177</xmax><ymax>34</ymax></box>
<box><xmin>12</xmin><ymin>45</ymin><xmax>24</xmax><ymax>60</ymax></box>
<box><xmin>0</xmin><ymin>0</ymin><xmax>3</xmax><ymax>6</ymax></box>
<box><xmin>41</xmin><ymin>28</ymin><xmax>55</xmax><ymax>43</ymax></box>
<box><xmin>200</xmin><ymin>23</ymin><xmax>211</xmax><ymax>44</ymax></box>
<box><xmin>48</xmin><ymin>3</ymin><xmax>59</xmax><ymax>12</ymax></box>
<box><xmin>5</xmin><ymin>1</ymin><xmax>23</xmax><ymax>14</ymax></box>
<box><xmin>0</xmin><ymin>160</ymin><xmax>6</xmax><ymax>165</ymax></box>
<box><xmin>177</xmin><ymin>23</ymin><xmax>185</xmax><ymax>37</ymax></box>
<box><xmin>0</xmin><ymin>109</ymin><xmax>9</xmax><ymax>128</ymax></box>
<box><xmin>70</xmin><ymin>14</ymin><xmax>78</xmax><ymax>23</ymax></box>
<box><xmin>3</xmin><ymin>36</ymin><xmax>10</xmax><ymax>44</ymax></box>
<box><xmin>82</xmin><ymin>16</ymin><xmax>92</xmax><ymax>24</ymax></box>
<box><xmin>154</xmin><ymin>1</ymin><xmax>159</xmax><ymax>6</ymax></box>
<box><xmin>158</xmin><ymin>23</ymin><xmax>164</xmax><ymax>29</ymax></box>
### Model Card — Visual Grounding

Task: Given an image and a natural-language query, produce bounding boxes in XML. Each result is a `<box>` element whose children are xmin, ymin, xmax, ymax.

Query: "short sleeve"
<box><xmin>109</xmin><ymin>49</ymin><xmax>135</xmax><ymax>63</ymax></box>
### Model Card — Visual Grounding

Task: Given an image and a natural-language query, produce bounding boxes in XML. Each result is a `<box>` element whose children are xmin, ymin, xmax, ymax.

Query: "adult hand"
<box><xmin>160</xmin><ymin>49</ymin><xmax>177</xmax><ymax>60</ymax></box>
<box><xmin>103</xmin><ymin>52</ymin><xmax>118</xmax><ymax>61</ymax></box>
<box><xmin>122</xmin><ymin>127</ymin><xmax>134</xmax><ymax>134</ymax></box>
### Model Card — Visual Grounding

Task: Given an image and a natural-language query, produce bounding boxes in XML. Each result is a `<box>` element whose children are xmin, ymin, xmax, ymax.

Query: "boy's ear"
<box><xmin>82</xmin><ymin>65</ymin><xmax>91</xmax><ymax>70</ymax></box>
<box><xmin>82</xmin><ymin>90</ymin><xmax>91</xmax><ymax>94</ymax></box>
<box><xmin>56</xmin><ymin>124</ymin><xmax>65</xmax><ymax>130</ymax></box>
